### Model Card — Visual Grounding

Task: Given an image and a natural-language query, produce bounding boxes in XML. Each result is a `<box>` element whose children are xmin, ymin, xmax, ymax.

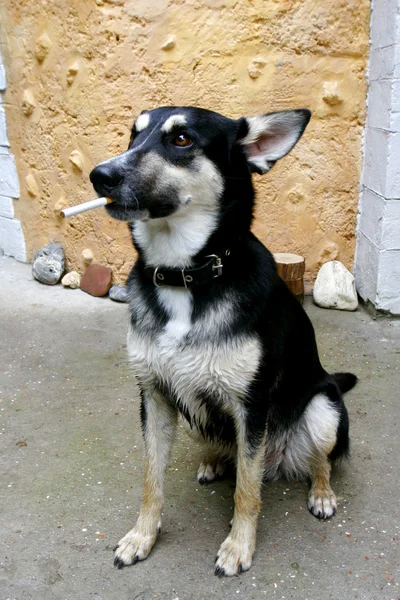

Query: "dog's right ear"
<box><xmin>237</xmin><ymin>109</ymin><xmax>311</xmax><ymax>175</ymax></box>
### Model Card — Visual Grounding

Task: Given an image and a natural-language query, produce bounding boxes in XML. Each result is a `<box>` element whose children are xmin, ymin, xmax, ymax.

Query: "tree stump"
<box><xmin>273</xmin><ymin>253</ymin><xmax>305</xmax><ymax>304</ymax></box>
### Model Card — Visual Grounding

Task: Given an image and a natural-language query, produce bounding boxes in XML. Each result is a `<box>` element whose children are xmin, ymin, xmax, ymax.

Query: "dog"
<box><xmin>90</xmin><ymin>106</ymin><xmax>357</xmax><ymax>577</ymax></box>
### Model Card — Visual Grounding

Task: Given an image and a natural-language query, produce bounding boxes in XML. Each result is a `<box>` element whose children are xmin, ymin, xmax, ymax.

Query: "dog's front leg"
<box><xmin>215</xmin><ymin>423</ymin><xmax>265</xmax><ymax>577</ymax></box>
<box><xmin>114</xmin><ymin>389</ymin><xmax>177</xmax><ymax>569</ymax></box>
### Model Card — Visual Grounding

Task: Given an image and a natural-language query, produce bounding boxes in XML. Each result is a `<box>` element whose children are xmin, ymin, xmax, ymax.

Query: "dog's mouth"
<box><xmin>104</xmin><ymin>194</ymin><xmax>177</xmax><ymax>222</ymax></box>
<box><xmin>104</xmin><ymin>197</ymin><xmax>149</xmax><ymax>222</ymax></box>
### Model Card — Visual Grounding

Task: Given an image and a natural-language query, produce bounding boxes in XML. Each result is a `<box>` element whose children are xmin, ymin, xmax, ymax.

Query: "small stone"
<box><xmin>69</xmin><ymin>150</ymin><xmax>84</xmax><ymax>172</ymax></box>
<box><xmin>61</xmin><ymin>271</ymin><xmax>81</xmax><ymax>289</ymax></box>
<box><xmin>54</xmin><ymin>198</ymin><xmax>66</xmax><ymax>218</ymax></box>
<box><xmin>66</xmin><ymin>61</ymin><xmax>80</xmax><ymax>85</ymax></box>
<box><xmin>248</xmin><ymin>57</ymin><xmax>267</xmax><ymax>79</ymax></box>
<box><xmin>318</xmin><ymin>241</ymin><xmax>339</xmax><ymax>264</ymax></box>
<box><xmin>82</xmin><ymin>248</ymin><xmax>94</xmax><ymax>265</ymax></box>
<box><xmin>35</xmin><ymin>32</ymin><xmax>52</xmax><ymax>62</ymax></box>
<box><xmin>161</xmin><ymin>35</ymin><xmax>176</xmax><ymax>51</ymax></box>
<box><xmin>322</xmin><ymin>81</ymin><xmax>344</xmax><ymax>106</ymax></box>
<box><xmin>80</xmin><ymin>264</ymin><xmax>112</xmax><ymax>297</ymax></box>
<box><xmin>109</xmin><ymin>285</ymin><xmax>129</xmax><ymax>303</ymax></box>
<box><xmin>25</xmin><ymin>172</ymin><xmax>40</xmax><ymax>197</ymax></box>
<box><xmin>32</xmin><ymin>243</ymin><xmax>64</xmax><ymax>285</ymax></box>
<box><xmin>286</xmin><ymin>184</ymin><xmax>305</xmax><ymax>205</ymax></box>
<box><xmin>313</xmin><ymin>261</ymin><xmax>358</xmax><ymax>311</ymax></box>
<box><xmin>21</xmin><ymin>89</ymin><xmax>36</xmax><ymax>116</ymax></box>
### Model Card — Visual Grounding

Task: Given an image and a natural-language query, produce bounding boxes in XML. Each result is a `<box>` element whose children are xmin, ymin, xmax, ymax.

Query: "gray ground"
<box><xmin>0</xmin><ymin>255</ymin><xmax>399</xmax><ymax>600</ymax></box>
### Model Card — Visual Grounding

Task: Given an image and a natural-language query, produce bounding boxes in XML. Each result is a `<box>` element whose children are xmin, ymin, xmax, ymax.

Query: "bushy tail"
<box><xmin>332</xmin><ymin>372</ymin><xmax>358</xmax><ymax>394</ymax></box>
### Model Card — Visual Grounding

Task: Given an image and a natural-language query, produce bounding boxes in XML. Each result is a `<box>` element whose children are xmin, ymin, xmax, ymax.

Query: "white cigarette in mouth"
<box><xmin>59</xmin><ymin>197</ymin><xmax>113</xmax><ymax>218</ymax></box>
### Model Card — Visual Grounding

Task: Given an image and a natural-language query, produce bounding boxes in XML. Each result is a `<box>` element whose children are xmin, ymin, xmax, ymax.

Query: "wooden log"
<box><xmin>273</xmin><ymin>253</ymin><xmax>305</xmax><ymax>304</ymax></box>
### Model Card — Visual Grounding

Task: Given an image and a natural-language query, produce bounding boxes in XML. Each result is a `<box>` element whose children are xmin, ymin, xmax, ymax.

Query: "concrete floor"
<box><xmin>0</xmin><ymin>255</ymin><xmax>399</xmax><ymax>600</ymax></box>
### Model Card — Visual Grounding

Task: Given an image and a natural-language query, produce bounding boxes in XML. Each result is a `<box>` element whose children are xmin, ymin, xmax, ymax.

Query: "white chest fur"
<box><xmin>127</xmin><ymin>286</ymin><xmax>262</xmax><ymax>423</ymax></box>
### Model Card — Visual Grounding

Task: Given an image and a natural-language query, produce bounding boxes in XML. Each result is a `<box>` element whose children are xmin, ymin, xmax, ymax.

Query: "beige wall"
<box><xmin>0</xmin><ymin>0</ymin><xmax>370</xmax><ymax>285</ymax></box>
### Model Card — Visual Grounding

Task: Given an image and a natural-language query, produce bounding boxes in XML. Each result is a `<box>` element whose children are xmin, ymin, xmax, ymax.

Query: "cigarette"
<box><xmin>60</xmin><ymin>197</ymin><xmax>113</xmax><ymax>218</ymax></box>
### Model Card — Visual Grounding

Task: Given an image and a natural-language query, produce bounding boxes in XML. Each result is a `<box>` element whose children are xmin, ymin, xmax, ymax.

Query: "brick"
<box><xmin>0</xmin><ymin>216</ymin><xmax>26</xmax><ymax>262</ymax></box>
<box><xmin>367</xmin><ymin>80</ymin><xmax>392</xmax><ymax>129</ymax></box>
<box><xmin>386</xmin><ymin>132</ymin><xmax>400</xmax><ymax>197</ymax></box>
<box><xmin>369</xmin><ymin>46</ymin><xmax>396</xmax><ymax>81</ymax></box>
<box><xmin>0</xmin><ymin>195</ymin><xmax>14</xmax><ymax>218</ymax></box>
<box><xmin>381</xmin><ymin>199</ymin><xmax>400</xmax><ymax>249</ymax></box>
<box><xmin>394</xmin><ymin>35</ymin><xmax>400</xmax><ymax>79</ymax></box>
<box><xmin>391</xmin><ymin>77</ymin><xmax>400</xmax><ymax>111</ymax></box>
<box><xmin>80</xmin><ymin>264</ymin><xmax>112</xmax><ymax>297</ymax></box>
<box><xmin>362</xmin><ymin>127</ymin><xmax>389</xmax><ymax>197</ymax></box>
<box><xmin>0</xmin><ymin>152</ymin><xmax>20</xmax><ymax>198</ymax></box>
<box><xmin>358</xmin><ymin>188</ymin><xmax>385</xmax><ymax>248</ymax></box>
<box><xmin>0</xmin><ymin>104</ymin><xmax>10</xmax><ymax>147</ymax></box>
<box><xmin>376</xmin><ymin>249</ymin><xmax>400</xmax><ymax>313</ymax></box>
<box><xmin>370</xmin><ymin>0</ymin><xmax>398</xmax><ymax>50</ymax></box>
<box><xmin>0</xmin><ymin>61</ymin><xmax>5</xmax><ymax>91</ymax></box>
<box><xmin>354</xmin><ymin>232</ymin><xmax>380</xmax><ymax>306</ymax></box>
<box><xmin>390</xmin><ymin>111</ymin><xmax>400</xmax><ymax>132</ymax></box>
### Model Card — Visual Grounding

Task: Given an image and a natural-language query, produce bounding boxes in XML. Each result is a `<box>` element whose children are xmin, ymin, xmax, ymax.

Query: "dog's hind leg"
<box><xmin>304</xmin><ymin>392</ymin><xmax>346</xmax><ymax>520</ymax></box>
<box><xmin>197</xmin><ymin>454</ymin><xmax>227</xmax><ymax>484</ymax></box>
<box><xmin>197</xmin><ymin>445</ymin><xmax>236</xmax><ymax>484</ymax></box>
<box><xmin>308</xmin><ymin>455</ymin><xmax>337</xmax><ymax>519</ymax></box>
<box><xmin>114</xmin><ymin>389</ymin><xmax>177</xmax><ymax>569</ymax></box>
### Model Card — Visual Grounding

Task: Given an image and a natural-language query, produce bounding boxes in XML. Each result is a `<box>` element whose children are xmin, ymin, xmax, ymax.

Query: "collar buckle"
<box><xmin>206</xmin><ymin>254</ymin><xmax>223</xmax><ymax>278</ymax></box>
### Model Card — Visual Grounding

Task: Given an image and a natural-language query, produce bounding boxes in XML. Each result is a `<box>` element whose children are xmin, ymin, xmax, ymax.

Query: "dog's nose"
<box><xmin>90</xmin><ymin>163</ymin><xmax>124</xmax><ymax>191</ymax></box>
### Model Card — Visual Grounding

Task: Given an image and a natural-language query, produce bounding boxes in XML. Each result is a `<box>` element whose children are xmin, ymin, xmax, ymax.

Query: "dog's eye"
<box><xmin>172</xmin><ymin>133</ymin><xmax>193</xmax><ymax>147</ymax></box>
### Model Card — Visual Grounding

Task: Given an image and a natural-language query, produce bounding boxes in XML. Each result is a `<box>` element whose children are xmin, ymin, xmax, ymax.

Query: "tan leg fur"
<box><xmin>113</xmin><ymin>391</ymin><xmax>177</xmax><ymax>568</ymax></box>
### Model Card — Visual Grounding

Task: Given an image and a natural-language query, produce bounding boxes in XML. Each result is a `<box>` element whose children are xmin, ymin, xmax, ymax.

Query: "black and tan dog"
<box><xmin>90</xmin><ymin>106</ymin><xmax>357</xmax><ymax>576</ymax></box>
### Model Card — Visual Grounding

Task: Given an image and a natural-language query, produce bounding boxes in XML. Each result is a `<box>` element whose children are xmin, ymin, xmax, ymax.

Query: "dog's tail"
<box><xmin>332</xmin><ymin>372</ymin><xmax>358</xmax><ymax>394</ymax></box>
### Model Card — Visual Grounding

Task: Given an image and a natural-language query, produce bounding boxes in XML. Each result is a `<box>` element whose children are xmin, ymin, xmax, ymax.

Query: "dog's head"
<box><xmin>90</xmin><ymin>106</ymin><xmax>310</xmax><ymax>222</ymax></box>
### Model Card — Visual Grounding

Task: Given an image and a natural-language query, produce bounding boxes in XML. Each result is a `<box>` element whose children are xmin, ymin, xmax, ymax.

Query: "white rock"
<box><xmin>313</xmin><ymin>261</ymin><xmax>358</xmax><ymax>311</ymax></box>
<box><xmin>62</xmin><ymin>270</ymin><xmax>81</xmax><ymax>289</ymax></box>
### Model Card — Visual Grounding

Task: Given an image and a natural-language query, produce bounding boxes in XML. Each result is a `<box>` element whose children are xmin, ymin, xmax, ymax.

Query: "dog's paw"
<box><xmin>197</xmin><ymin>458</ymin><xmax>226</xmax><ymax>484</ymax></box>
<box><xmin>308</xmin><ymin>489</ymin><xmax>337</xmax><ymax>519</ymax></box>
<box><xmin>113</xmin><ymin>528</ymin><xmax>158</xmax><ymax>569</ymax></box>
<box><xmin>214</xmin><ymin>535</ymin><xmax>253</xmax><ymax>577</ymax></box>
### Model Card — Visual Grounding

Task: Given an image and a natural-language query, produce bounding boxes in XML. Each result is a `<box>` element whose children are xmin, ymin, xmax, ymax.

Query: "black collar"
<box><xmin>143</xmin><ymin>249</ymin><xmax>231</xmax><ymax>289</ymax></box>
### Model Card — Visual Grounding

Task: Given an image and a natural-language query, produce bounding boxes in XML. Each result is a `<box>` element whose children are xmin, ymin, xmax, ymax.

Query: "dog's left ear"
<box><xmin>237</xmin><ymin>109</ymin><xmax>311</xmax><ymax>174</ymax></box>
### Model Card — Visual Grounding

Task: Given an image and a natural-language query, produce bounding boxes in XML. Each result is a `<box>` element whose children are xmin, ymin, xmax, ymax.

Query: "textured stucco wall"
<box><xmin>0</xmin><ymin>0</ymin><xmax>370</xmax><ymax>284</ymax></box>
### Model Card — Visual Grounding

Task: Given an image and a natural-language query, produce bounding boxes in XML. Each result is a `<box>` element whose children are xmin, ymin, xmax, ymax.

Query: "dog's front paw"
<box><xmin>214</xmin><ymin>535</ymin><xmax>253</xmax><ymax>577</ymax></box>
<box><xmin>113</xmin><ymin>528</ymin><xmax>158</xmax><ymax>569</ymax></box>
<box><xmin>197</xmin><ymin>457</ymin><xmax>226</xmax><ymax>484</ymax></box>
<box><xmin>308</xmin><ymin>489</ymin><xmax>337</xmax><ymax>519</ymax></box>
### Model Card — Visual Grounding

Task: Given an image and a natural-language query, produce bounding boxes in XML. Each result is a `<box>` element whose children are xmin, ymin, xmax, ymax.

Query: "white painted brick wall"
<box><xmin>354</xmin><ymin>232</ymin><xmax>380</xmax><ymax>303</ymax></box>
<box><xmin>362</xmin><ymin>127</ymin><xmax>389</xmax><ymax>196</ymax></box>
<box><xmin>0</xmin><ymin>195</ymin><xmax>14</xmax><ymax>219</ymax></box>
<box><xmin>0</xmin><ymin>151</ymin><xmax>20</xmax><ymax>199</ymax></box>
<box><xmin>0</xmin><ymin>103</ymin><xmax>10</xmax><ymax>147</ymax></box>
<box><xmin>0</xmin><ymin>56</ymin><xmax>6</xmax><ymax>91</ymax></box>
<box><xmin>382</xmin><ymin>200</ymin><xmax>400</xmax><ymax>249</ymax></box>
<box><xmin>357</xmin><ymin>189</ymin><xmax>385</xmax><ymax>247</ymax></box>
<box><xmin>0</xmin><ymin>216</ymin><xmax>26</xmax><ymax>262</ymax></box>
<box><xmin>355</xmin><ymin>0</ymin><xmax>400</xmax><ymax>315</ymax></box>
<box><xmin>0</xmin><ymin>48</ymin><xmax>26</xmax><ymax>262</ymax></box>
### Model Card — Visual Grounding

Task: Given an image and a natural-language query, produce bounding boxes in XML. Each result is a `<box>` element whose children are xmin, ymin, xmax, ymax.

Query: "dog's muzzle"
<box><xmin>90</xmin><ymin>163</ymin><xmax>124</xmax><ymax>196</ymax></box>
